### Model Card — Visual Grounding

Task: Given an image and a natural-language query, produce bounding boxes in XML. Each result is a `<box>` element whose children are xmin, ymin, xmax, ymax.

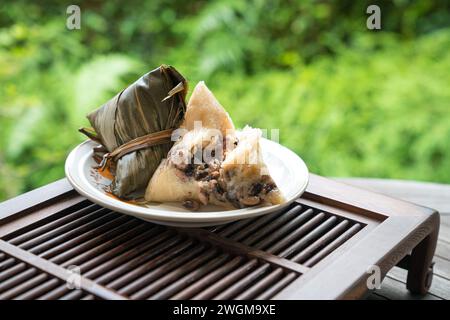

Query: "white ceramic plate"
<box><xmin>65</xmin><ymin>139</ymin><xmax>309</xmax><ymax>227</ymax></box>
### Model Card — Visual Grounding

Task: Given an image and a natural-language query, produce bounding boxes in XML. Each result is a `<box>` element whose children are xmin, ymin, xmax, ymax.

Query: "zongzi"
<box><xmin>81</xmin><ymin>65</ymin><xmax>187</xmax><ymax>198</ymax></box>
<box><xmin>145</xmin><ymin>81</ymin><xmax>284</xmax><ymax>209</ymax></box>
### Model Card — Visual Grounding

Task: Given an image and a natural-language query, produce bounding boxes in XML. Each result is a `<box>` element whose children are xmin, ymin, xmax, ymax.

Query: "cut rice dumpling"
<box><xmin>81</xmin><ymin>65</ymin><xmax>187</xmax><ymax>198</ymax></box>
<box><xmin>181</xmin><ymin>81</ymin><xmax>235</xmax><ymax>135</ymax></box>
<box><xmin>145</xmin><ymin>82</ymin><xmax>284</xmax><ymax>209</ymax></box>
<box><xmin>218</xmin><ymin>126</ymin><xmax>284</xmax><ymax>208</ymax></box>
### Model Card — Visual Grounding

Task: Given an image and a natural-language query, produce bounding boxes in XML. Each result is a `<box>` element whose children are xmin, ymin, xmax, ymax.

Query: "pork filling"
<box><xmin>175</xmin><ymin>156</ymin><xmax>279</xmax><ymax>210</ymax></box>
<box><xmin>171</xmin><ymin>135</ymin><xmax>279</xmax><ymax>211</ymax></box>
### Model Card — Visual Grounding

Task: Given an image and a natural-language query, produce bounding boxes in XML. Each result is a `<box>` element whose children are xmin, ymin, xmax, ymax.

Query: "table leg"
<box><xmin>406</xmin><ymin>214</ymin><xmax>440</xmax><ymax>295</ymax></box>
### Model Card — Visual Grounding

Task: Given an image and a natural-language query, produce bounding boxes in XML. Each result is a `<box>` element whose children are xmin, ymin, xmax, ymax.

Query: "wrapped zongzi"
<box><xmin>81</xmin><ymin>65</ymin><xmax>187</xmax><ymax>198</ymax></box>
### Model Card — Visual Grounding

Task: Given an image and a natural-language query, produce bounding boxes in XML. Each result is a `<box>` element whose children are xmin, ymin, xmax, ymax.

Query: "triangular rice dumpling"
<box><xmin>181</xmin><ymin>81</ymin><xmax>235</xmax><ymax>135</ymax></box>
<box><xmin>83</xmin><ymin>65</ymin><xmax>187</xmax><ymax>198</ymax></box>
<box><xmin>145</xmin><ymin>82</ymin><xmax>284</xmax><ymax>209</ymax></box>
<box><xmin>218</xmin><ymin>126</ymin><xmax>284</xmax><ymax>207</ymax></box>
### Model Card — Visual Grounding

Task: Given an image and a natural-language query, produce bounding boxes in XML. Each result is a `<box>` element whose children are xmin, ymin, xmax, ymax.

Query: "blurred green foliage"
<box><xmin>0</xmin><ymin>0</ymin><xmax>449</xmax><ymax>200</ymax></box>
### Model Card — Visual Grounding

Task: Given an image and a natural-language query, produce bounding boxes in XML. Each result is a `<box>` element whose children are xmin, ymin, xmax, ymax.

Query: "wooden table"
<box><xmin>337</xmin><ymin>178</ymin><xmax>450</xmax><ymax>300</ymax></box>
<box><xmin>0</xmin><ymin>176</ymin><xmax>446</xmax><ymax>300</ymax></box>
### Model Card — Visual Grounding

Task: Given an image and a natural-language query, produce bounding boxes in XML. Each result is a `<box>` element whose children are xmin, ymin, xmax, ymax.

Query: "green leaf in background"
<box><xmin>6</xmin><ymin>106</ymin><xmax>45</xmax><ymax>159</ymax></box>
<box><xmin>72</xmin><ymin>54</ymin><xmax>143</xmax><ymax>125</ymax></box>
<box><xmin>0</xmin><ymin>0</ymin><xmax>449</xmax><ymax>201</ymax></box>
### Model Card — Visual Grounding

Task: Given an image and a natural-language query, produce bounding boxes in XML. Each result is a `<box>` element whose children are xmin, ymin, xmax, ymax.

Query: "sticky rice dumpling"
<box><xmin>81</xmin><ymin>65</ymin><xmax>187</xmax><ymax>198</ymax></box>
<box><xmin>145</xmin><ymin>81</ymin><xmax>284</xmax><ymax>209</ymax></box>
<box><xmin>181</xmin><ymin>81</ymin><xmax>235</xmax><ymax>134</ymax></box>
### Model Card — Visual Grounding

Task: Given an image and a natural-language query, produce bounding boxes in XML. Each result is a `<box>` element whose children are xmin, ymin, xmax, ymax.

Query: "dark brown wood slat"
<box><xmin>241</xmin><ymin>208</ymin><xmax>314</xmax><ymax>248</ymax></box>
<box><xmin>164</xmin><ymin>217</ymin><xmax>313</xmax><ymax>301</ymax></box>
<box><xmin>0</xmin><ymin>259</ymin><xmax>26</xmax><ymax>282</ymax></box>
<box><xmin>250</xmin><ymin>208</ymin><xmax>314</xmax><ymax>250</ymax></box>
<box><xmin>2</xmin><ymin>210</ymin><xmax>120</xmax><ymax>272</ymax></box>
<box><xmin>0</xmin><ymin>264</ymin><xmax>39</xmax><ymax>294</ymax></box>
<box><xmin>303</xmin><ymin>223</ymin><xmax>362</xmax><ymax>267</ymax></box>
<box><xmin>137</xmin><ymin>248</ymin><xmax>220</xmax><ymax>299</ymax></box>
<box><xmin>99</xmin><ymin>236</ymin><xmax>191</xmax><ymax>288</ymax></box>
<box><xmin>218</xmin><ymin>202</ymin><xmax>364</xmax><ymax>275</ymax></box>
<box><xmin>263</xmin><ymin>212</ymin><xmax>325</xmax><ymax>254</ymax></box>
<box><xmin>57</xmin><ymin>223</ymin><xmax>155</xmax><ymax>266</ymax></box>
<box><xmin>14</xmin><ymin>278</ymin><xmax>63</xmax><ymax>300</ymax></box>
<box><xmin>37</xmin><ymin>286</ymin><xmax>72</xmax><ymax>300</ymax></box>
<box><xmin>38</xmin><ymin>230</ymin><xmax>181</xmax><ymax>299</ymax></box>
<box><xmin>7</xmin><ymin>207</ymin><xmax>112</xmax><ymax>252</ymax></box>
<box><xmin>207</xmin><ymin>223</ymin><xmax>228</xmax><ymax>233</ymax></box>
<box><xmin>255</xmin><ymin>272</ymin><xmax>298</xmax><ymax>300</ymax></box>
<box><xmin>296</xmin><ymin>199</ymin><xmax>378</xmax><ymax>231</ymax></box>
<box><xmin>216</xmin><ymin>214</ymin><xmax>274</xmax><ymax>238</ymax></box>
<box><xmin>14</xmin><ymin>223</ymin><xmax>156</xmax><ymax>299</ymax></box>
<box><xmin>81</xmin><ymin>230</ymin><xmax>176</xmax><ymax>279</ymax></box>
<box><xmin>291</xmin><ymin>220</ymin><xmax>350</xmax><ymax>263</ymax></box>
<box><xmin>59</xmin><ymin>289</ymin><xmax>93</xmax><ymax>301</ymax></box>
<box><xmin>0</xmin><ymin>195</ymin><xmax>87</xmax><ymax>239</ymax></box>
<box><xmin>0</xmin><ymin>271</ymin><xmax>52</xmax><ymax>299</ymax></box>
<box><xmin>51</xmin><ymin>238</ymin><xmax>202</xmax><ymax>300</ymax></box>
<box><xmin>276</xmin><ymin>216</ymin><xmax>337</xmax><ymax>258</ymax></box>
<box><xmin>4</xmin><ymin>202</ymin><xmax>100</xmax><ymax>244</ymax></box>
<box><xmin>0</xmin><ymin>215</ymin><xmax>135</xmax><ymax>279</ymax></box>
<box><xmin>25</xmin><ymin>228</ymin><xmax>163</xmax><ymax>298</ymax></box>
<box><xmin>0</xmin><ymin>204</ymin><xmax>101</xmax><ymax>261</ymax></box>
<box><xmin>226</xmin><ymin>205</ymin><xmax>304</xmax><ymax>243</ymax></box>
<box><xmin>0</xmin><ymin>179</ymin><xmax>76</xmax><ymax>224</ymax></box>
<box><xmin>235</xmin><ymin>268</ymin><xmax>285</xmax><ymax>300</ymax></box>
<box><xmin>214</xmin><ymin>263</ymin><xmax>272</xmax><ymax>300</ymax></box>
<box><xmin>150</xmin><ymin>253</ymin><xmax>232</xmax><ymax>300</ymax></box>
<box><xmin>192</xmin><ymin>259</ymin><xmax>259</xmax><ymax>300</ymax></box>
<box><xmin>58</xmin><ymin>289</ymin><xmax>88</xmax><ymax>300</ymax></box>
<box><xmin>176</xmin><ymin>228</ymin><xmax>309</xmax><ymax>274</ymax></box>
<box><xmin>0</xmin><ymin>215</ymin><xmax>135</xmax><ymax>282</ymax></box>
<box><xmin>31</xmin><ymin>212</ymin><xmax>126</xmax><ymax>257</ymax></box>
<box><xmin>228</xmin><ymin>208</ymin><xmax>297</xmax><ymax>242</ymax></box>
<box><xmin>123</xmin><ymin>244</ymin><xmax>210</xmax><ymax>298</ymax></box>
<box><xmin>171</xmin><ymin>256</ymin><xmax>245</xmax><ymax>300</ymax></box>
<box><xmin>0</xmin><ymin>214</ymin><xmax>143</xmax><ymax>288</ymax></box>
<box><xmin>69</xmin><ymin>237</ymin><xmax>186</xmax><ymax>297</ymax></box>
<box><xmin>0</xmin><ymin>240</ymin><xmax>125</xmax><ymax>300</ymax></box>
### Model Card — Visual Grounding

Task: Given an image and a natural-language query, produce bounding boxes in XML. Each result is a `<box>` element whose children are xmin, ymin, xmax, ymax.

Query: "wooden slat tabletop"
<box><xmin>337</xmin><ymin>178</ymin><xmax>450</xmax><ymax>300</ymax></box>
<box><xmin>0</xmin><ymin>176</ymin><xmax>445</xmax><ymax>300</ymax></box>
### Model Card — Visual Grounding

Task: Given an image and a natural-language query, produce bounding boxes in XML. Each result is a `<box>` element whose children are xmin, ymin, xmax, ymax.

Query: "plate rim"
<box><xmin>65</xmin><ymin>139</ymin><xmax>309</xmax><ymax>223</ymax></box>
